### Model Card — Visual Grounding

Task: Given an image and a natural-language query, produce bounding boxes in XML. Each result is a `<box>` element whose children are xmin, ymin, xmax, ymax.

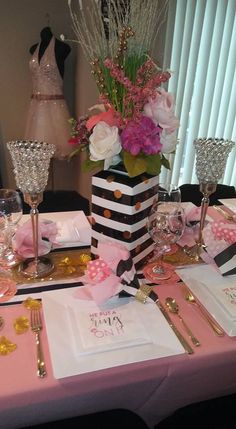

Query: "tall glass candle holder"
<box><xmin>185</xmin><ymin>137</ymin><xmax>235</xmax><ymax>260</ymax></box>
<box><xmin>7</xmin><ymin>140</ymin><xmax>55</xmax><ymax>278</ymax></box>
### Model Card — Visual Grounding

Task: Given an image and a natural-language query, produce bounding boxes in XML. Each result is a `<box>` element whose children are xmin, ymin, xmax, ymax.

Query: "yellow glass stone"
<box><xmin>78</xmin><ymin>253</ymin><xmax>91</xmax><ymax>264</ymax></box>
<box><xmin>0</xmin><ymin>336</ymin><xmax>17</xmax><ymax>355</ymax></box>
<box><xmin>23</xmin><ymin>297</ymin><xmax>42</xmax><ymax>310</ymax></box>
<box><xmin>13</xmin><ymin>316</ymin><xmax>29</xmax><ymax>334</ymax></box>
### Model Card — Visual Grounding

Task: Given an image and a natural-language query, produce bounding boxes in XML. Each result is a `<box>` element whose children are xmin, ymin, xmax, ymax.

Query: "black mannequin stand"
<box><xmin>30</xmin><ymin>26</ymin><xmax>71</xmax><ymax>78</ymax></box>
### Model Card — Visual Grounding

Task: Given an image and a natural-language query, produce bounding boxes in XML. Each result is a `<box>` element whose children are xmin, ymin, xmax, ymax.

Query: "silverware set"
<box><xmin>137</xmin><ymin>283</ymin><xmax>225</xmax><ymax>355</ymax></box>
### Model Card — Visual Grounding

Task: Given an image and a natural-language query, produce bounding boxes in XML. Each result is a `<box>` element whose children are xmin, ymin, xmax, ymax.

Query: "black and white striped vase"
<box><xmin>91</xmin><ymin>168</ymin><xmax>159</xmax><ymax>269</ymax></box>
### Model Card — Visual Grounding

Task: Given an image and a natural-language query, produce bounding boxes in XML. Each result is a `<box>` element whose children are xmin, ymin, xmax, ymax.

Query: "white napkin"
<box><xmin>19</xmin><ymin>211</ymin><xmax>92</xmax><ymax>247</ymax></box>
<box><xmin>218</xmin><ymin>199</ymin><xmax>236</xmax><ymax>213</ymax></box>
<box><xmin>176</xmin><ymin>264</ymin><xmax>236</xmax><ymax>319</ymax></box>
<box><xmin>55</xmin><ymin>212</ymin><xmax>91</xmax><ymax>244</ymax></box>
<box><xmin>68</xmin><ymin>297</ymin><xmax>151</xmax><ymax>356</ymax></box>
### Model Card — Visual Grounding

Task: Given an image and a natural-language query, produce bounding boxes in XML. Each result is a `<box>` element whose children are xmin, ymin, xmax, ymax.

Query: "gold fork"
<box><xmin>213</xmin><ymin>205</ymin><xmax>236</xmax><ymax>222</ymax></box>
<box><xmin>30</xmin><ymin>309</ymin><xmax>47</xmax><ymax>378</ymax></box>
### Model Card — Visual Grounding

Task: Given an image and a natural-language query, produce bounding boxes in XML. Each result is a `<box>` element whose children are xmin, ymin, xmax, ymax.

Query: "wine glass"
<box><xmin>152</xmin><ymin>183</ymin><xmax>181</xmax><ymax>256</ymax></box>
<box><xmin>144</xmin><ymin>204</ymin><xmax>185</xmax><ymax>283</ymax></box>
<box><xmin>0</xmin><ymin>214</ymin><xmax>11</xmax><ymax>267</ymax></box>
<box><xmin>0</xmin><ymin>189</ymin><xmax>23</xmax><ymax>267</ymax></box>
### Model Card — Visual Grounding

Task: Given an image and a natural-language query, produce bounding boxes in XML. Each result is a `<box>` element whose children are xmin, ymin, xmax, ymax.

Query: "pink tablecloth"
<box><xmin>1</xmin><ymin>206</ymin><xmax>236</xmax><ymax>429</ymax></box>
<box><xmin>1</xmin><ymin>281</ymin><xmax>236</xmax><ymax>429</ymax></box>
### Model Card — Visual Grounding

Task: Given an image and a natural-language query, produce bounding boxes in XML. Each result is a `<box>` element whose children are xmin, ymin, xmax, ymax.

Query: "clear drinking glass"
<box><xmin>152</xmin><ymin>183</ymin><xmax>181</xmax><ymax>256</ymax></box>
<box><xmin>0</xmin><ymin>189</ymin><xmax>23</xmax><ymax>267</ymax></box>
<box><xmin>145</xmin><ymin>204</ymin><xmax>185</xmax><ymax>282</ymax></box>
<box><xmin>0</xmin><ymin>215</ymin><xmax>11</xmax><ymax>266</ymax></box>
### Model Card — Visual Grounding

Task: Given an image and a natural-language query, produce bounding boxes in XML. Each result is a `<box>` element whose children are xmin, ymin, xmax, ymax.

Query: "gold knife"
<box><xmin>136</xmin><ymin>285</ymin><xmax>194</xmax><ymax>355</ymax></box>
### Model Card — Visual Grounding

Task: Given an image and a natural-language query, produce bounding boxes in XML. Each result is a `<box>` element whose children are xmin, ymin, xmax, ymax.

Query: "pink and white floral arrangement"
<box><xmin>66</xmin><ymin>0</ymin><xmax>179</xmax><ymax>178</ymax></box>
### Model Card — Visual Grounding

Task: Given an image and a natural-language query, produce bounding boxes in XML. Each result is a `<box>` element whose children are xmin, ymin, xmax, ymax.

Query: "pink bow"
<box><xmin>74</xmin><ymin>240</ymin><xmax>136</xmax><ymax>305</ymax></box>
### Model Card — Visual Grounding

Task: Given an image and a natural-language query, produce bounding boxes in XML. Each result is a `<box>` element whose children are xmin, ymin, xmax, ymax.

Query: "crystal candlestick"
<box><xmin>7</xmin><ymin>140</ymin><xmax>56</xmax><ymax>278</ymax></box>
<box><xmin>185</xmin><ymin>137</ymin><xmax>235</xmax><ymax>260</ymax></box>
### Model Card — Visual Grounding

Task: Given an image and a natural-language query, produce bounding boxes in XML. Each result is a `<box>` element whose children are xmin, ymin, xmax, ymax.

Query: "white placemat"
<box><xmin>176</xmin><ymin>264</ymin><xmax>236</xmax><ymax>336</ymax></box>
<box><xmin>218</xmin><ymin>199</ymin><xmax>236</xmax><ymax>213</ymax></box>
<box><xmin>42</xmin><ymin>287</ymin><xmax>185</xmax><ymax>379</ymax></box>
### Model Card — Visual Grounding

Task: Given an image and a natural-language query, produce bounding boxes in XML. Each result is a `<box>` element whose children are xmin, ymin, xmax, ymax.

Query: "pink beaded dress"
<box><xmin>24</xmin><ymin>36</ymin><xmax>72</xmax><ymax>159</ymax></box>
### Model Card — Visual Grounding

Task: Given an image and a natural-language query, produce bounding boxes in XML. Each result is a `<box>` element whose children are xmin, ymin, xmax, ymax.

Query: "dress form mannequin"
<box><xmin>24</xmin><ymin>26</ymin><xmax>73</xmax><ymax>159</ymax></box>
<box><xmin>29</xmin><ymin>26</ymin><xmax>71</xmax><ymax>78</ymax></box>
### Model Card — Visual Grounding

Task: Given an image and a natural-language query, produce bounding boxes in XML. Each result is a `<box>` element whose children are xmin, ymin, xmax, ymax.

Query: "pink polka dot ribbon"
<box><xmin>87</xmin><ymin>258</ymin><xmax>112</xmax><ymax>282</ymax></box>
<box><xmin>211</xmin><ymin>220</ymin><xmax>236</xmax><ymax>244</ymax></box>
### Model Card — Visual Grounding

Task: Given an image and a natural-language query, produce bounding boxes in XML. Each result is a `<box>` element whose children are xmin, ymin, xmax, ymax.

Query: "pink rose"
<box><xmin>86</xmin><ymin>107</ymin><xmax>119</xmax><ymax>131</ymax></box>
<box><xmin>143</xmin><ymin>88</ymin><xmax>179</xmax><ymax>132</ymax></box>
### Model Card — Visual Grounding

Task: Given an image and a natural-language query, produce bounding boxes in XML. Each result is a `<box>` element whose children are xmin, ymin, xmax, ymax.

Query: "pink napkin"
<box><xmin>13</xmin><ymin>220</ymin><xmax>58</xmax><ymax>258</ymax></box>
<box><xmin>74</xmin><ymin>241</ymin><xmax>139</xmax><ymax>305</ymax></box>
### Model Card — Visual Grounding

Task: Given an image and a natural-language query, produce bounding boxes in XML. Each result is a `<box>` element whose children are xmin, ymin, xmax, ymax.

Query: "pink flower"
<box><xmin>143</xmin><ymin>88</ymin><xmax>179</xmax><ymax>132</ymax></box>
<box><xmin>68</xmin><ymin>137</ymin><xmax>79</xmax><ymax>145</ymax></box>
<box><xmin>86</xmin><ymin>107</ymin><xmax>119</xmax><ymax>131</ymax></box>
<box><xmin>121</xmin><ymin>116</ymin><xmax>162</xmax><ymax>155</ymax></box>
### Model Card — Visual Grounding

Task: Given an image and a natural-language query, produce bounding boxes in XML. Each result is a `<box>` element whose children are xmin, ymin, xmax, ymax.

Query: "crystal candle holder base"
<box><xmin>20</xmin><ymin>256</ymin><xmax>54</xmax><ymax>279</ymax></box>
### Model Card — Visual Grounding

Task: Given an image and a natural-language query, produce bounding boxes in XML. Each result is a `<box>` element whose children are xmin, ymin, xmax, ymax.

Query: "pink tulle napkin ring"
<box><xmin>203</xmin><ymin>220</ymin><xmax>236</xmax><ymax>276</ymax></box>
<box><xmin>74</xmin><ymin>241</ymin><xmax>141</xmax><ymax>305</ymax></box>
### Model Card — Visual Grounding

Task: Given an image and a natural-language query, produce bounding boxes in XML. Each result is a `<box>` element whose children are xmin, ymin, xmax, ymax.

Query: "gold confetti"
<box><xmin>13</xmin><ymin>316</ymin><xmax>29</xmax><ymax>334</ymax></box>
<box><xmin>58</xmin><ymin>257</ymin><xmax>77</xmax><ymax>274</ymax></box>
<box><xmin>78</xmin><ymin>253</ymin><xmax>91</xmax><ymax>264</ymax></box>
<box><xmin>23</xmin><ymin>297</ymin><xmax>42</xmax><ymax>310</ymax></box>
<box><xmin>0</xmin><ymin>336</ymin><xmax>17</xmax><ymax>355</ymax></box>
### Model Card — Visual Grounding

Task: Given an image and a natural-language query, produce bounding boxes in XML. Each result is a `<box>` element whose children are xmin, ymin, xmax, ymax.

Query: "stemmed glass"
<box><xmin>0</xmin><ymin>189</ymin><xmax>23</xmax><ymax>267</ymax></box>
<box><xmin>151</xmin><ymin>183</ymin><xmax>181</xmax><ymax>256</ymax></box>
<box><xmin>0</xmin><ymin>215</ymin><xmax>11</xmax><ymax>267</ymax></box>
<box><xmin>144</xmin><ymin>203</ymin><xmax>185</xmax><ymax>283</ymax></box>
<box><xmin>7</xmin><ymin>140</ymin><xmax>55</xmax><ymax>278</ymax></box>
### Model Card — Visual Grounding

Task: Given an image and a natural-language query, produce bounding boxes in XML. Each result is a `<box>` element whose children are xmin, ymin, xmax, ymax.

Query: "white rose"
<box><xmin>161</xmin><ymin>130</ymin><xmax>178</xmax><ymax>153</ymax></box>
<box><xmin>89</xmin><ymin>121</ymin><xmax>122</xmax><ymax>169</ymax></box>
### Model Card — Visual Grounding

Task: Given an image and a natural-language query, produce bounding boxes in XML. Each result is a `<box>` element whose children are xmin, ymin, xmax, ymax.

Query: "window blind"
<box><xmin>160</xmin><ymin>0</ymin><xmax>236</xmax><ymax>186</ymax></box>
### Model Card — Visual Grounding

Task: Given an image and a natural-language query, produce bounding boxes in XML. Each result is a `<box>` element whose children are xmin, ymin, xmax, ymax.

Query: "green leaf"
<box><xmin>145</xmin><ymin>154</ymin><xmax>162</xmax><ymax>176</ymax></box>
<box><xmin>82</xmin><ymin>159</ymin><xmax>103</xmax><ymax>172</ymax></box>
<box><xmin>123</xmin><ymin>152</ymin><xmax>147</xmax><ymax>177</ymax></box>
<box><xmin>161</xmin><ymin>154</ymin><xmax>171</xmax><ymax>170</ymax></box>
<box><xmin>68</xmin><ymin>147</ymin><xmax>82</xmax><ymax>159</ymax></box>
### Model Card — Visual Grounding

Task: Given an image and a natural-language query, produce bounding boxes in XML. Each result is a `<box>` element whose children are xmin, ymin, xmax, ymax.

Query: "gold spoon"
<box><xmin>165</xmin><ymin>297</ymin><xmax>200</xmax><ymax>347</ymax></box>
<box><xmin>184</xmin><ymin>289</ymin><xmax>225</xmax><ymax>337</ymax></box>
